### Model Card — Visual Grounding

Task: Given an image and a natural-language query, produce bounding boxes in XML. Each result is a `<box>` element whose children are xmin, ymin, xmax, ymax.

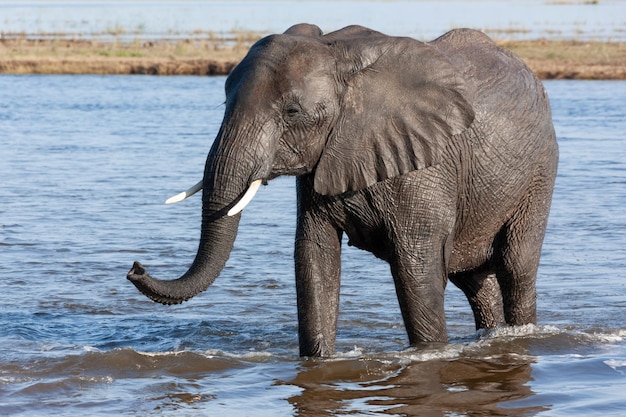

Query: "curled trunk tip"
<box><xmin>127</xmin><ymin>210</ymin><xmax>241</xmax><ymax>306</ymax></box>
<box><xmin>127</xmin><ymin>261</ymin><xmax>188</xmax><ymax>305</ymax></box>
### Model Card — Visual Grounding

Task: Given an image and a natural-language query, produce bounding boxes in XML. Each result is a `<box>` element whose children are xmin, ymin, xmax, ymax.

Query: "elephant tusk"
<box><xmin>165</xmin><ymin>179</ymin><xmax>203</xmax><ymax>204</ymax></box>
<box><xmin>227</xmin><ymin>179</ymin><xmax>263</xmax><ymax>216</ymax></box>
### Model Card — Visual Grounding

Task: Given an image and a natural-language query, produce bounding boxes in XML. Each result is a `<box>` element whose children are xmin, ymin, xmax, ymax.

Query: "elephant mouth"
<box><xmin>165</xmin><ymin>178</ymin><xmax>264</xmax><ymax>217</ymax></box>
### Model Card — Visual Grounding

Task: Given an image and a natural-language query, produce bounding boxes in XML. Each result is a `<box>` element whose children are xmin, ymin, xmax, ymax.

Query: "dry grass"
<box><xmin>0</xmin><ymin>37</ymin><xmax>251</xmax><ymax>75</ymax></box>
<box><xmin>499</xmin><ymin>39</ymin><xmax>626</xmax><ymax>79</ymax></box>
<box><xmin>1</xmin><ymin>35</ymin><xmax>625</xmax><ymax>79</ymax></box>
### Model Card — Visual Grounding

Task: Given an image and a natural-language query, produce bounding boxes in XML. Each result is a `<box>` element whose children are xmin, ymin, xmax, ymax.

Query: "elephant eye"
<box><xmin>284</xmin><ymin>103</ymin><xmax>302</xmax><ymax>119</ymax></box>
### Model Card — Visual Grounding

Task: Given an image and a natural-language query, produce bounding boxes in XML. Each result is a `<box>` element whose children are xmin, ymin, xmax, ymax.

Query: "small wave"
<box><xmin>474</xmin><ymin>324</ymin><xmax>626</xmax><ymax>349</ymax></box>
<box><xmin>475</xmin><ymin>323</ymin><xmax>562</xmax><ymax>340</ymax></box>
<box><xmin>331</xmin><ymin>324</ymin><xmax>626</xmax><ymax>364</ymax></box>
<box><xmin>0</xmin><ymin>375</ymin><xmax>35</xmax><ymax>385</ymax></box>
<box><xmin>557</xmin><ymin>327</ymin><xmax>626</xmax><ymax>346</ymax></box>
<box><xmin>338</xmin><ymin>346</ymin><xmax>365</xmax><ymax>358</ymax></box>
<box><xmin>401</xmin><ymin>343</ymin><xmax>466</xmax><ymax>362</ymax></box>
<box><xmin>604</xmin><ymin>359</ymin><xmax>626</xmax><ymax>374</ymax></box>
<box><xmin>109</xmin><ymin>348</ymin><xmax>259</xmax><ymax>372</ymax></box>
<box><xmin>1</xmin><ymin>347</ymin><xmax>259</xmax><ymax>383</ymax></box>
<box><xmin>128</xmin><ymin>347</ymin><xmax>280</xmax><ymax>367</ymax></box>
<box><xmin>331</xmin><ymin>343</ymin><xmax>467</xmax><ymax>364</ymax></box>
<box><xmin>201</xmin><ymin>349</ymin><xmax>276</xmax><ymax>362</ymax></box>
<box><xmin>76</xmin><ymin>375</ymin><xmax>115</xmax><ymax>383</ymax></box>
<box><xmin>583</xmin><ymin>328</ymin><xmax>626</xmax><ymax>343</ymax></box>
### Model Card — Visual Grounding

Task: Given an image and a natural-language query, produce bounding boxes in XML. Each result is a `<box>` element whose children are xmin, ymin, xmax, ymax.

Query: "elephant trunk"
<box><xmin>127</xmin><ymin>212</ymin><xmax>242</xmax><ymax>305</ymax></box>
<box><xmin>127</xmin><ymin>123</ymin><xmax>269</xmax><ymax>305</ymax></box>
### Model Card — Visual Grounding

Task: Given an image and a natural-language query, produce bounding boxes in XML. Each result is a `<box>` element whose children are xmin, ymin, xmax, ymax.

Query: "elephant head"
<box><xmin>127</xmin><ymin>23</ymin><xmax>474</xmax><ymax>305</ymax></box>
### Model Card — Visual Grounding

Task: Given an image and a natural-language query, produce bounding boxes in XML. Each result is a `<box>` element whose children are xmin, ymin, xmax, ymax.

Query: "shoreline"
<box><xmin>1</xmin><ymin>37</ymin><xmax>625</xmax><ymax>79</ymax></box>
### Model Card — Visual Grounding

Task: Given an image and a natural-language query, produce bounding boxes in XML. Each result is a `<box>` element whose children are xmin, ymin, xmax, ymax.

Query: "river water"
<box><xmin>1</xmin><ymin>73</ymin><xmax>625</xmax><ymax>416</ymax></box>
<box><xmin>1</xmin><ymin>1</ymin><xmax>626</xmax><ymax>415</ymax></box>
<box><xmin>1</xmin><ymin>0</ymin><xmax>625</xmax><ymax>41</ymax></box>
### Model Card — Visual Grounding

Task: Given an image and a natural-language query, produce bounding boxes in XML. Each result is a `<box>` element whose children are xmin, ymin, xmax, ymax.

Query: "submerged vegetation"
<box><xmin>0</xmin><ymin>30</ymin><xmax>624</xmax><ymax>79</ymax></box>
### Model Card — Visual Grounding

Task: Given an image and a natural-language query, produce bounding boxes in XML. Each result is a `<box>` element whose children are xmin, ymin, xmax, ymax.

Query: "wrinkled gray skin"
<box><xmin>128</xmin><ymin>24</ymin><xmax>558</xmax><ymax>357</ymax></box>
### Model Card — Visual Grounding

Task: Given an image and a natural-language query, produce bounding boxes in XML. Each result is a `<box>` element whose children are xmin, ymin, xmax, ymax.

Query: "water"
<box><xmin>1</xmin><ymin>0</ymin><xmax>625</xmax><ymax>41</ymax></box>
<box><xmin>1</xmin><ymin>73</ymin><xmax>625</xmax><ymax>415</ymax></box>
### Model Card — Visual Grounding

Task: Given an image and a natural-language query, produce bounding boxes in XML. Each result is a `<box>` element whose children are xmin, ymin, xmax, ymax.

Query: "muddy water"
<box><xmin>1</xmin><ymin>76</ymin><xmax>625</xmax><ymax>416</ymax></box>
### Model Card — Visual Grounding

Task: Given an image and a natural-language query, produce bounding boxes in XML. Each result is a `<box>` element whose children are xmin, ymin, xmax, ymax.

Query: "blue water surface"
<box><xmin>0</xmin><ymin>76</ymin><xmax>625</xmax><ymax>416</ymax></box>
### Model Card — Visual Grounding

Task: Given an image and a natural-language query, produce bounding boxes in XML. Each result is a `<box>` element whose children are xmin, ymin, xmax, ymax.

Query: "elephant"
<box><xmin>127</xmin><ymin>24</ymin><xmax>558</xmax><ymax>357</ymax></box>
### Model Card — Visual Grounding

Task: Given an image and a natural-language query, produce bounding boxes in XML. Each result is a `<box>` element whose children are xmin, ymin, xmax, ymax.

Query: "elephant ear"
<box><xmin>314</xmin><ymin>35</ymin><xmax>475</xmax><ymax>196</ymax></box>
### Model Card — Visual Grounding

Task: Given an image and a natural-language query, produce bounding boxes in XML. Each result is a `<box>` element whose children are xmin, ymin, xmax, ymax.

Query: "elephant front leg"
<box><xmin>294</xmin><ymin>223</ymin><xmax>343</xmax><ymax>358</ymax></box>
<box><xmin>390</xmin><ymin>246</ymin><xmax>449</xmax><ymax>346</ymax></box>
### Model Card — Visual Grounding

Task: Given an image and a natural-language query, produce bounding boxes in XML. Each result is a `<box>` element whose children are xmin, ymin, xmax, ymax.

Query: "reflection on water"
<box><xmin>0</xmin><ymin>76</ymin><xmax>625</xmax><ymax>415</ymax></box>
<box><xmin>289</xmin><ymin>354</ymin><xmax>538</xmax><ymax>416</ymax></box>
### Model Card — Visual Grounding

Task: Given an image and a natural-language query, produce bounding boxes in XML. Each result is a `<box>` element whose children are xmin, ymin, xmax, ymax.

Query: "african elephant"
<box><xmin>127</xmin><ymin>24</ymin><xmax>558</xmax><ymax>357</ymax></box>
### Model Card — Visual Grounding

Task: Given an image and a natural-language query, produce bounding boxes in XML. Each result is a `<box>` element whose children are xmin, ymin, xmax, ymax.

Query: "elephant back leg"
<box><xmin>493</xmin><ymin>169</ymin><xmax>556</xmax><ymax>326</ymax></box>
<box><xmin>449</xmin><ymin>269</ymin><xmax>505</xmax><ymax>330</ymax></box>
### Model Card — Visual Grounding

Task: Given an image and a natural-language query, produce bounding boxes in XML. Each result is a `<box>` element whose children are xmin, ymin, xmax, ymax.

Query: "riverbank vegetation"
<box><xmin>1</xmin><ymin>33</ymin><xmax>624</xmax><ymax>79</ymax></box>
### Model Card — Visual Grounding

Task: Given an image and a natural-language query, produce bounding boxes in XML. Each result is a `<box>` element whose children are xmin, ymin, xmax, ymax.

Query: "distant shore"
<box><xmin>1</xmin><ymin>36</ymin><xmax>624</xmax><ymax>79</ymax></box>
